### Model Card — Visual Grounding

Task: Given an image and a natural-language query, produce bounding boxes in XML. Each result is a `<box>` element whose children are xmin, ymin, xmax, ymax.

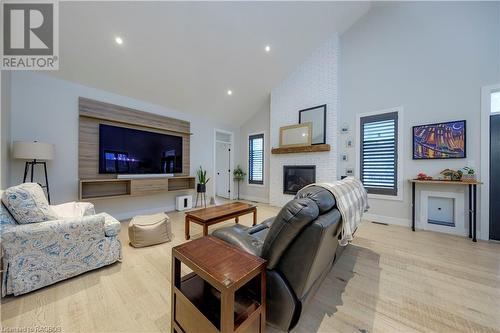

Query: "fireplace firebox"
<box><xmin>283</xmin><ymin>165</ymin><xmax>316</xmax><ymax>195</ymax></box>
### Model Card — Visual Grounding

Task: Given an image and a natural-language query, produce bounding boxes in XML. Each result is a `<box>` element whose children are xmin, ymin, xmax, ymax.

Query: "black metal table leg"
<box><xmin>468</xmin><ymin>184</ymin><xmax>472</xmax><ymax>239</ymax></box>
<box><xmin>473</xmin><ymin>185</ymin><xmax>477</xmax><ymax>242</ymax></box>
<box><xmin>411</xmin><ymin>182</ymin><xmax>415</xmax><ymax>231</ymax></box>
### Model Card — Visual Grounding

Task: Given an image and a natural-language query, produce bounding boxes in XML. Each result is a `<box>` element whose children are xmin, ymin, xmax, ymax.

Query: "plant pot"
<box><xmin>461</xmin><ymin>174</ymin><xmax>476</xmax><ymax>182</ymax></box>
<box><xmin>197</xmin><ymin>184</ymin><xmax>206</xmax><ymax>193</ymax></box>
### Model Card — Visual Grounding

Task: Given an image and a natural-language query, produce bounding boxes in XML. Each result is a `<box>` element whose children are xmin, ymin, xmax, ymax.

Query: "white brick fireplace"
<box><xmin>269</xmin><ymin>36</ymin><xmax>339</xmax><ymax>207</ymax></box>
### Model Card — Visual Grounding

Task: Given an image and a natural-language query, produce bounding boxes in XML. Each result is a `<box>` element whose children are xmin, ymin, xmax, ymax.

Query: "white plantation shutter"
<box><xmin>360</xmin><ymin>112</ymin><xmax>398</xmax><ymax>196</ymax></box>
<box><xmin>249</xmin><ymin>134</ymin><xmax>264</xmax><ymax>184</ymax></box>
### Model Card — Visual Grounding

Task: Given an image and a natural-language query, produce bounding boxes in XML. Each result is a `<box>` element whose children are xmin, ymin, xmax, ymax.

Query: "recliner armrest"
<box><xmin>212</xmin><ymin>225</ymin><xmax>263</xmax><ymax>257</ymax></box>
<box><xmin>247</xmin><ymin>216</ymin><xmax>274</xmax><ymax>234</ymax></box>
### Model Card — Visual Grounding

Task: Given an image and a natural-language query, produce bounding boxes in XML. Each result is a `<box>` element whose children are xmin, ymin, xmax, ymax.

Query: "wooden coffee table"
<box><xmin>185</xmin><ymin>202</ymin><xmax>257</xmax><ymax>240</ymax></box>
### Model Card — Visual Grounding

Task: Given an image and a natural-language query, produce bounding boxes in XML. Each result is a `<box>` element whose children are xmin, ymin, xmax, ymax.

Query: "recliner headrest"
<box><xmin>262</xmin><ymin>197</ymin><xmax>319</xmax><ymax>269</ymax></box>
<box><xmin>295</xmin><ymin>185</ymin><xmax>336</xmax><ymax>214</ymax></box>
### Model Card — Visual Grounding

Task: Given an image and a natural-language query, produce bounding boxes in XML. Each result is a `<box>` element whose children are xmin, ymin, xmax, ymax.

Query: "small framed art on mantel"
<box><xmin>279</xmin><ymin>123</ymin><xmax>312</xmax><ymax>148</ymax></box>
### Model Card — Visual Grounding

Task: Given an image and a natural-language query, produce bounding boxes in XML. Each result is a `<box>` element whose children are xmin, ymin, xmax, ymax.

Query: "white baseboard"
<box><xmin>239</xmin><ymin>194</ymin><xmax>269</xmax><ymax>204</ymax></box>
<box><xmin>363</xmin><ymin>213</ymin><xmax>411</xmax><ymax>227</ymax></box>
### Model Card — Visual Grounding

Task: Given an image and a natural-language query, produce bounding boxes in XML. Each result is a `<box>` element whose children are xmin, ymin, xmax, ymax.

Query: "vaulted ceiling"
<box><xmin>49</xmin><ymin>1</ymin><xmax>370</xmax><ymax>125</ymax></box>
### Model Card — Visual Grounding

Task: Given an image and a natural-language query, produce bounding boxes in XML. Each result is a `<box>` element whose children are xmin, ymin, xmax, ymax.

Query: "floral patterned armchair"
<box><xmin>1</xmin><ymin>184</ymin><xmax>122</xmax><ymax>297</ymax></box>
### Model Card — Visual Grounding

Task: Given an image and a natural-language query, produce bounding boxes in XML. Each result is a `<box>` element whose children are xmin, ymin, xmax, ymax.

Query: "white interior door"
<box><xmin>216</xmin><ymin>142</ymin><xmax>231</xmax><ymax>198</ymax></box>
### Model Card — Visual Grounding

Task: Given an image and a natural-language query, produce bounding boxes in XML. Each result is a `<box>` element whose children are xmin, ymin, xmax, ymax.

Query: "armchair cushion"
<box><xmin>2</xmin><ymin>183</ymin><xmax>57</xmax><ymax>224</ymax></box>
<box><xmin>51</xmin><ymin>201</ymin><xmax>96</xmax><ymax>218</ymax></box>
<box><xmin>0</xmin><ymin>202</ymin><xmax>17</xmax><ymax>231</ymax></box>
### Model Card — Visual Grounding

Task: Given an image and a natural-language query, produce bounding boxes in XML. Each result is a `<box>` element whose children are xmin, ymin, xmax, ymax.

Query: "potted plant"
<box><xmin>196</xmin><ymin>166</ymin><xmax>210</xmax><ymax>193</ymax></box>
<box><xmin>461</xmin><ymin>167</ymin><xmax>476</xmax><ymax>182</ymax></box>
<box><xmin>233</xmin><ymin>165</ymin><xmax>246</xmax><ymax>200</ymax></box>
<box><xmin>440</xmin><ymin>168</ymin><xmax>462</xmax><ymax>181</ymax></box>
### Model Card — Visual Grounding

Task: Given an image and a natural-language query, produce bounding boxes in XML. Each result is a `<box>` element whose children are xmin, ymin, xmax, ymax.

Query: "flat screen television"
<box><xmin>99</xmin><ymin>124</ymin><xmax>183</xmax><ymax>174</ymax></box>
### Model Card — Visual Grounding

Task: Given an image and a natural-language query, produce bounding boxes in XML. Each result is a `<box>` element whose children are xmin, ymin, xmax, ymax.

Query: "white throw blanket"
<box><xmin>304</xmin><ymin>177</ymin><xmax>369</xmax><ymax>246</ymax></box>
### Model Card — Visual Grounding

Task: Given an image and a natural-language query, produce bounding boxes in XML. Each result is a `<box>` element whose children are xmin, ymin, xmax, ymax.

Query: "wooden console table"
<box><xmin>172</xmin><ymin>236</ymin><xmax>266</xmax><ymax>333</ymax></box>
<box><xmin>409</xmin><ymin>179</ymin><xmax>482</xmax><ymax>242</ymax></box>
<box><xmin>185</xmin><ymin>202</ymin><xmax>257</xmax><ymax>240</ymax></box>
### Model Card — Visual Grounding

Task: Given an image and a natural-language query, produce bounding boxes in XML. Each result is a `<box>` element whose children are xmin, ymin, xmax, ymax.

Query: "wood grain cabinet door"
<box><xmin>131</xmin><ymin>179</ymin><xmax>169</xmax><ymax>196</ymax></box>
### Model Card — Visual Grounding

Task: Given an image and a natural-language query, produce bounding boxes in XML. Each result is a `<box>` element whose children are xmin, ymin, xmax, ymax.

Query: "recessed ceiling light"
<box><xmin>265</xmin><ymin>45</ymin><xmax>271</xmax><ymax>52</ymax></box>
<box><xmin>115</xmin><ymin>37</ymin><xmax>123</xmax><ymax>45</ymax></box>
<box><xmin>227</xmin><ymin>90</ymin><xmax>233</xmax><ymax>96</ymax></box>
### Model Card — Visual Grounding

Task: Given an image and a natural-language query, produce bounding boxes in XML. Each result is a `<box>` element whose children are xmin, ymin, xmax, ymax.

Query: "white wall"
<box><xmin>237</xmin><ymin>103</ymin><xmax>270</xmax><ymax>203</ymax></box>
<box><xmin>270</xmin><ymin>36</ymin><xmax>339</xmax><ymax>207</ymax></box>
<box><xmin>1</xmin><ymin>71</ymin><xmax>11</xmax><ymax>189</ymax></box>
<box><xmin>9</xmin><ymin>72</ymin><xmax>238</xmax><ymax>220</ymax></box>
<box><xmin>339</xmin><ymin>2</ymin><xmax>500</xmax><ymax>232</ymax></box>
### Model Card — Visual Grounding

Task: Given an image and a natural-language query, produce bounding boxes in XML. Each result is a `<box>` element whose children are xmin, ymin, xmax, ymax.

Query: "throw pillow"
<box><xmin>1</xmin><ymin>183</ymin><xmax>58</xmax><ymax>224</ymax></box>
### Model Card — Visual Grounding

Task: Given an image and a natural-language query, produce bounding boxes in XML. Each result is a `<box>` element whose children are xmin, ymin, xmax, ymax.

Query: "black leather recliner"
<box><xmin>212</xmin><ymin>185</ymin><xmax>342</xmax><ymax>332</ymax></box>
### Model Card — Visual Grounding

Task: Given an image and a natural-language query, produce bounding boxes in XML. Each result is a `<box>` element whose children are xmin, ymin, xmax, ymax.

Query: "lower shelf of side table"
<box><xmin>175</xmin><ymin>273</ymin><xmax>261</xmax><ymax>332</ymax></box>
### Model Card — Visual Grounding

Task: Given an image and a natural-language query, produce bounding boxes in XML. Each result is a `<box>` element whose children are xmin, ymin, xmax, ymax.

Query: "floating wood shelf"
<box><xmin>79</xmin><ymin>176</ymin><xmax>195</xmax><ymax>200</ymax></box>
<box><xmin>271</xmin><ymin>144</ymin><xmax>330</xmax><ymax>154</ymax></box>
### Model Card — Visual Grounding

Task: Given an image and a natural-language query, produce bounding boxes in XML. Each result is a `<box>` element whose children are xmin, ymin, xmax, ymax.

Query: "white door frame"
<box><xmin>480</xmin><ymin>84</ymin><xmax>500</xmax><ymax>240</ymax></box>
<box><xmin>213</xmin><ymin>129</ymin><xmax>234</xmax><ymax>200</ymax></box>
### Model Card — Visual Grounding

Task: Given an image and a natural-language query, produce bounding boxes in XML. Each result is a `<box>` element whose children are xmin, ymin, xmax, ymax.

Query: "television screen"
<box><xmin>99</xmin><ymin>124</ymin><xmax>183</xmax><ymax>174</ymax></box>
<box><xmin>413</xmin><ymin>120</ymin><xmax>466</xmax><ymax>159</ymax></box>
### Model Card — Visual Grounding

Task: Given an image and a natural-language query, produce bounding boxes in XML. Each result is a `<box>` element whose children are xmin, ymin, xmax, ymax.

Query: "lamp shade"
<box><xmin>12</xmin><ymin>141</ymin><xmax>55</xmax><ymax>160</ymax></box>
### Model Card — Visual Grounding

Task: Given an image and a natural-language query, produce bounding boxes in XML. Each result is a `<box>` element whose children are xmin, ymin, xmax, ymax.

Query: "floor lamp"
<box><xmin>12</xmin><ymin>141</ymin><xmax>55</xmax><ymax>203</ymax></box>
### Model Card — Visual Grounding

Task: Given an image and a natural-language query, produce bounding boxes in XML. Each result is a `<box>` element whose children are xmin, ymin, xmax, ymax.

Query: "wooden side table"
<box><xmin>172</xmin><ymin>236</ymin><xmax>267</xmax><ymax>333</ymax></box>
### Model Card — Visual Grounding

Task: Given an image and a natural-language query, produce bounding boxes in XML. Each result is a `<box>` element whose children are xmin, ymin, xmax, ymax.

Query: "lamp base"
<box><xmin>23</xmin><ymin>159</ymin><xmax>51</xmax><ymax>204</ymax></box>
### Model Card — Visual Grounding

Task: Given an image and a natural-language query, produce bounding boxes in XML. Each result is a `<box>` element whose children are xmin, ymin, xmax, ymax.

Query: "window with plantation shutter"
<box><xmin>360</xmin><ymin>112</ymin><xmax>398</xmax><ymax>196</ymax></box>
<box><xmin>249</xmin><ymin>134</ymin><xmax>264</xmax><ymax>185</ymax></box>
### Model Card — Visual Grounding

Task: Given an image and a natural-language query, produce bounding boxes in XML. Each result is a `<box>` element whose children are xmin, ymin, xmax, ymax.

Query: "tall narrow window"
<box><xmin>360</xmin><ymin>111</ymin><xmax>398</xmax><ymax>196</ymax></box>
<box><xmin>249</xmin><ymin>134</ymin><xmax>264</xmax><ymax>185</ymax></box>
<box><xmin>491</xmin><ymin>90</ymin><xmax>500</xmax><ymax>114</ymax></box>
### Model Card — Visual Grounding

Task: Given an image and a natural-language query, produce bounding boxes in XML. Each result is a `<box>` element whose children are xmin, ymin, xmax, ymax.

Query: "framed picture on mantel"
<box><xmin>279</xmin><ymin>123</ymin><xmax>312</xmax><ymax>148</ymax></box>
<box><xmin>299</xmin><ymin>104</ymin><xmax>326</xmax><ymax>145</ymax></box>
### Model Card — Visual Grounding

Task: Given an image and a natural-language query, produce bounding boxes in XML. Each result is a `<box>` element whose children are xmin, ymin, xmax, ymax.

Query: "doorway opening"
<box><xmin>489</xmin><ymin>89</ymin><xmax>500</xmax><ymax>240</ymax></box>
<box><xmin>214</xmin><ymin>129</ymin><xmax>234</xmax><ymax>204</ymax></box>
<box><xmin>480</xmin><ymin>84</ymin><xmax>500</xmax><ymax>241</ymax></box>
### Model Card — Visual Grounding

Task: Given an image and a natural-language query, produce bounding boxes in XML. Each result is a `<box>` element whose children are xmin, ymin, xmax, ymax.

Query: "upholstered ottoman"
<box><xmin>128</xmin><ymin>213</ymin><xmax>172</xmax><ymax>248</ymax></box>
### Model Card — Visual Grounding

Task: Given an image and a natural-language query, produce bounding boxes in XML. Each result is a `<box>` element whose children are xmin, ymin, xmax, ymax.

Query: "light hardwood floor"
<box><xmin>1</xmin><ymin>202</ymin><xmax>499</xmax><ymax>333</ymax></box>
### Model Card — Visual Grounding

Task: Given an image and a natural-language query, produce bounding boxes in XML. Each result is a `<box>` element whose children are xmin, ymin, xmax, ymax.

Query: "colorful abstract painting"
<box><xmin>413</xmin><ymin>120</ymin><xmax>466</xmax><ymax>159</ymax></box>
